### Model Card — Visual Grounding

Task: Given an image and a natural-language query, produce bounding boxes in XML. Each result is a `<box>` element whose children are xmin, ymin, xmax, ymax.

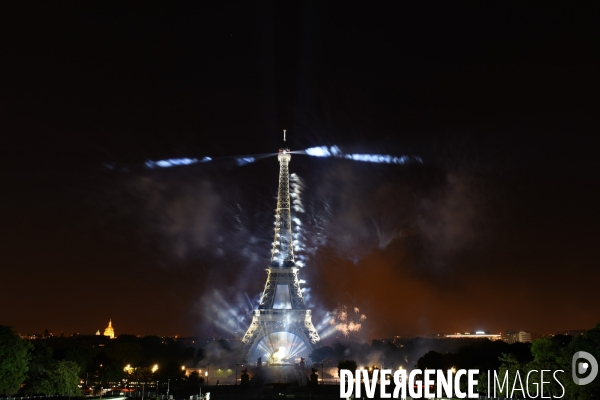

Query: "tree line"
<box><xmin>414</xmin><ymin>323</ymin><xmax>600</xmax><ymax>398</ymax></box>
<box><xmin>3</xmin><ymin>322</ymin><xmax>599</xmax><ymax>398</ymax></box>
<box><xmin>0</xmin><ymin>327</ymin><xmax>218</xmax><ymax>397</ymax></box>
<box><xmin>324</xmin><ymin>322</ymin><xmax>600</xmax><ymax>399</ymax></box>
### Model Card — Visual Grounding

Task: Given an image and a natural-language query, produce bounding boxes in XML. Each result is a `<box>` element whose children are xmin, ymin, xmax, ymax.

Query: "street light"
<box><xmin>156</xmin><ymin>381</ymin><xmax>159</xmax><ymax>397</ymax></box>
<box><xmin>235</xmin><ymin>364</ymin><xmax>239</xmax><ymax>385</ymax></box>
<box><xmin>141</xmin><ymin>383</ymin><xmax>144</xmax><ymax>400</ymax></box>
<box><xmin>167</xmin><ymin>378</ymin><xmax>170</xmax><ymax>398</ymax></box>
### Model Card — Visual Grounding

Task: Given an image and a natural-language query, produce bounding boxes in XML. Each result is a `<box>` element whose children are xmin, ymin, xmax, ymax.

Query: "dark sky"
<box><xmin>2</xmin><ymin>2</ymin><xmax>599</xmax><ymax>339</ymax></box>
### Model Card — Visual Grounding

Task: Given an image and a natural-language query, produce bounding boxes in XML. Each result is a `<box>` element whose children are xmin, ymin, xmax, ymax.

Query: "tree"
<box><xmin>24</xmin><ymin>341</ymin><xmax>54</xmax><ymax>394</ymax></box>
<box><xmin>0</xmin><ymin>325</ymin><xmax>32</xmax><ymax>396</ymax></box>
<box><xmin>64</xmin><ymin>344</ymin><xmax>94</xmax><ymax>372</ymax></box>
<box><xmin>26</xmin><ymin>360</ymin><xmax>81</xmax><ymax>396</ymax></box>
<box><xmin>337</xmin><ymin>359</ymin><xmax>357</xmax><ymax>377</ymax></box>
<box><xmin>476</xmin><ymin>371</ymin><xmax>488</xmax><ymax>395</ymax></box>
<box><xmin>195</xmin><ymin>348</ymin><xmax>206</xmax><ymax>362</ymax></box>
<box><xmin>106</xmin><ymin>339</ymin><xmax>143</xmax><ymax>366</ymax></box>
<box><xmin>309</xmin><ymin>346</ymin><xmax>333</xmax><ymax>363</ymax></box>
<box><xmin>494</xmin><ymin>353</ymin><xmax>521</xmax><ymax>397</ymax></box>
<box><xmin>98</xmin><ymin>362</ymin><xmax>124</xmax><ymax>384</ymax></box>
<box><xmin>562</xmin><ymin>321</ymin><xmax>600</xmax><ymax>399</ymax></box>
<box><xmin>187</xmin><ymin>371</ymin><xmax>205</xmax><ymax>385</ymax></box>
<box><xmin>417</xmin><ymin>350</ymin><xmax>445</xmax><ymax>370</ymax></box>
<box><xmin>182</xmin><ymin>346</ymin><xmax>195</xmax><ymax>361</ymax></box>
<box><xmin>51</xmin><ymin>361</ymin><xmax>82</xmax><ymax>396</ymax></box>
<box><xmin>157</xmin><ymin>361</ymin><xmax>186</xmax><ymax>381</ymax></box>
<box><xmin>523</xmin><ymin>337</ymin><xmax>568</xmax><ymax>398</ymax></box>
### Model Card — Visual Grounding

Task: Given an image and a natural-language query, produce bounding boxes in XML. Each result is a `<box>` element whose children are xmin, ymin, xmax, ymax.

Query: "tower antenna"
<box><xmin>283</xmin><ymin>129</ymin><xmax>286</xmax><ymax>142</ymax></box>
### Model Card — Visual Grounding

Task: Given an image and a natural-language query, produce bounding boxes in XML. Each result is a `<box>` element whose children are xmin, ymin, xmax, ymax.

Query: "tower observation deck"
<box><xmin>240</xmin><ymin>138</ymin><xmax>321</xmax><ymax>362</ymax></box>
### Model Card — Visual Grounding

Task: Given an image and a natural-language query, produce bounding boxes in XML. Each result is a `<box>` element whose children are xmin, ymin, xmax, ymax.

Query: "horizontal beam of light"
<box><xmin>144</xmin><ymin>157</ymin><xmax>211</xmax><ymax>169</ymax></box>
<box><xmin>115</xmin><ymin>146</ymin><xmax>419</xmax><ymax>171</ymax></box>
<box><xmin>301</xmin><ymin>146</ymin><xmax>422</xmax><ymax>165</ymax></box>
<box><xmin>251</xmin><ymin>332</ymin><xmax>309</xmax><ymax>363</ymax></box>
<box><xmin>142</xmin><ymin>154</ymin><xmax>273</xmax><ymax>169</ymax></box>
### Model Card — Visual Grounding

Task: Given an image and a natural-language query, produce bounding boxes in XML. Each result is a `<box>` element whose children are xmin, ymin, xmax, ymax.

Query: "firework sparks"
<box><xmin>327</xmin><ymin>304</ymin><xmax>367</xmax><ymax>339</ymax></box>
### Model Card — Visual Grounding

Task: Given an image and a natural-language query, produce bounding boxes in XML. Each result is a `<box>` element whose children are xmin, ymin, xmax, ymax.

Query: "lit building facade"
<box><xmin>503</xmin><ymin>330</ymin><xmax>532</xmax><ymax>343</ymax></box>
<box><xmin>445</xmin><ymin>331</ymin><xmax>502</xmax><ymax>340</ymax></box>
<box><xmin>103</xmin><ymin>319</ymin><xmax>115</xmax><ymax>339</ymax></box>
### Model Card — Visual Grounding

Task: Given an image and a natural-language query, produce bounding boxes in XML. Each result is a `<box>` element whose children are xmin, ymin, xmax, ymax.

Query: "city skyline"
<box><xmin>13</xmin><ymin>319</ymin><xmax>588</xmax><ymax>343</ymax></box>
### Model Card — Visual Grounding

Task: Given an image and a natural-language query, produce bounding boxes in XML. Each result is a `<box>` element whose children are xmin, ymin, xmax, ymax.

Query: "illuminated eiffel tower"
<box><xmin>241</xmin><ymin>133</ymin><xmax>321</xmax><ymax>362</ymax></box>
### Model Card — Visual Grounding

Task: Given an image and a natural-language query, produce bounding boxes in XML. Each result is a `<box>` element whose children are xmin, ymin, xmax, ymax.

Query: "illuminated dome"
<box><xmin>103</xmin><ymin>319</ymin><xmax>115</xmax><ymax>339</ymax></box>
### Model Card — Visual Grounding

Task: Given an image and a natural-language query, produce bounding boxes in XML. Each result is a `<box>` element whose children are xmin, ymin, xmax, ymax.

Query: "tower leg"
<box><xmin>241</xmin><ymin>310</ymin><xmax>321</xmax><ymax>361</ymax></box>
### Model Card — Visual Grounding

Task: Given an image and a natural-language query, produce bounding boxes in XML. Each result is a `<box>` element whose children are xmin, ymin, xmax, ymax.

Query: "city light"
<box><xmin>152</xmin><ymin>364</ymin><xmax>158</xmax><ymax>373</ymax></box>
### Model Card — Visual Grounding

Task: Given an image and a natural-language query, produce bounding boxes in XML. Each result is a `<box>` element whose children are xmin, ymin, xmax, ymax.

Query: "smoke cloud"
<box><xmin>114</xmin><ymin>151</ymin><xmax>495</xmax><ymax>338</ymax></box>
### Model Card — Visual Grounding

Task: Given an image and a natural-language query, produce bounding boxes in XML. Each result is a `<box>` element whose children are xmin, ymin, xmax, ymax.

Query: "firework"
<box><xmin>329</xmin><ymin>304</ymin><xmax>367</xmax><ymax>339</ymax></box>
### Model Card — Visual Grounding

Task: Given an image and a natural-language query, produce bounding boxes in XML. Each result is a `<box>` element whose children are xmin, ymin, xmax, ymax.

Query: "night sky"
<box><xmin>2</xmin><ymin>2</ymin><xmax>599</xmax><ymax>339</ymax></box>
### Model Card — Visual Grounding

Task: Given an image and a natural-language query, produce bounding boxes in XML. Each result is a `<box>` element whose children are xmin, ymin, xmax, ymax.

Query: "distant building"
<box><xmin>518</xmin><ymin>331</ymin><xmax>532</xmax><ymax>343</ymax></box>
<box><xmin>503</xmin><ymin>330</ymin><xmax>532</xmax><ymax>343</ymax></box>
<box><xmin>445</xmin><ymin>331</ymin><xmax>502</xmax><ymax>340</ymax></box>
<box><xmin>420</xmin><ymin>333</ymin><xmax>446</xmax><ymax>339</ymax></box>
<box><xmin>19</xmin><ymin>334</ymin><xmax>43</xmax><ymax>340</ymax></box>
<box><xmin>103</xmin><ymin>319</ymin><xmax>115</xmax><ymax>339</ymax></box>
<box><xmin>504</xmin><ymin>330</ymin><xmax>518</xmax><ymax>343</ymax></box>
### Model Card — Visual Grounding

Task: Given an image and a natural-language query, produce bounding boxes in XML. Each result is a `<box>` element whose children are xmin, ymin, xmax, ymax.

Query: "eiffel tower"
<box><xmin>241</xmin><ymin>136</ymin><xmax>321</xmax><ymax>362</ymax></box>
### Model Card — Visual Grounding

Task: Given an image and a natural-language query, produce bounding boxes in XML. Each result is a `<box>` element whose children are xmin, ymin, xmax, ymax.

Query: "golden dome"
<box><xmin>103</xmin><ymin>319</ymin><xmax>115</xmax><ymax>339</ymax></box>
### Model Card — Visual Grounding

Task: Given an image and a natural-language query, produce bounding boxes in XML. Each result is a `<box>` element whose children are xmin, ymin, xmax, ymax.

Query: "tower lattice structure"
<box><xmin>241</xmin><ymin>148</ymin><xmax>321</xmax><ymax>360</ymax></box>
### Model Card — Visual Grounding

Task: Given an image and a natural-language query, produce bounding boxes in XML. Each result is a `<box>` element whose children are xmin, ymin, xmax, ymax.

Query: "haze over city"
<box><xmin>2</xmin><ymin>2</ymin><xmax>599</xmax><ymax>342</ymax></box>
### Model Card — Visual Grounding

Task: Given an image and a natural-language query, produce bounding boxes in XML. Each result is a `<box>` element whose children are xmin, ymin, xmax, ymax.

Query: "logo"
<box><xmin>572</xmin><ymin>351</ymin><xmax>598</xmax><ymax>385</ymax></box>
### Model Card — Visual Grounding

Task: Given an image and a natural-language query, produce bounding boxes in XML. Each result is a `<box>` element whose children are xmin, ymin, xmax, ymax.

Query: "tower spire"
<box><xmin>271</xmin><ymin>144</ymin><xmax>295</xmax><ymax>267</ymax></box>
<box><xmin>240</xmin><ymin>133</ymin><xmax>321</xmax><ymax>360</ymax></box>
